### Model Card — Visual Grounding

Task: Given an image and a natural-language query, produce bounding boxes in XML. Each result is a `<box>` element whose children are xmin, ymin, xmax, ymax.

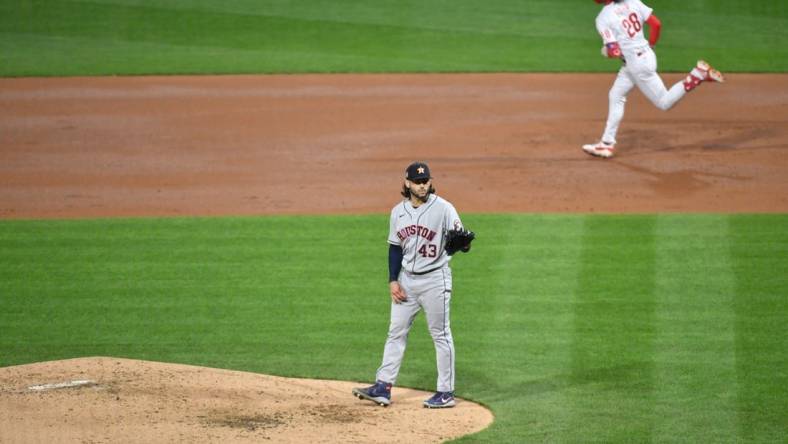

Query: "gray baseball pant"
<box><xmin>376</xmin><ymin>267</ymin><xmax>455</xmax><ymax>393</ymax></box>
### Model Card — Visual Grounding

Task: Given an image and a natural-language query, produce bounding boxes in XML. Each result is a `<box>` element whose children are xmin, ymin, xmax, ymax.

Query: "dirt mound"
<box><xmin>0</xmin><ymin>357</ymin><xmax>493</xmax><ymax>443</ymax></box>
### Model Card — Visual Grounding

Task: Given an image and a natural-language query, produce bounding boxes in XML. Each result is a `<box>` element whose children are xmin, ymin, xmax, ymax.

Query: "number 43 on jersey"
<box><xmin>418</xmin><ymin>244</ymin><xmax>437</xmax><ymax>258</ymax></box>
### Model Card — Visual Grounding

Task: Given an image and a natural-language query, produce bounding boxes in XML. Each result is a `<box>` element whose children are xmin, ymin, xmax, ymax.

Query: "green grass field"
<box><xmin>2</xmin><ymin>0</ymin><xmax>788</xmax><ymax>76</ymax></box>
<box><xmin>1</xmin><ymin>214</ymin><xmax>786</xmax><ymax>442</ymax></box>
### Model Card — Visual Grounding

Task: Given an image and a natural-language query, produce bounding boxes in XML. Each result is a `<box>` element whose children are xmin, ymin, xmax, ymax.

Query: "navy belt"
<box><xmin>411</xmin><ymin>265</ymin><xmax>442</xmax><ymax>276</ymax></box>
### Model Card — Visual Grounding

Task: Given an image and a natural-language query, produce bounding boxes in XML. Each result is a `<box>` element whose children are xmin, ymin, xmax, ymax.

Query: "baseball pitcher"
<box><xmin>353</xmin><ymin>162</ymin><xmax>474</xmax><ymax>409</ymax></box>
<box><xmin>583</xmin><ymin>0</ymin><xmax>725</xmax><ymax>158</ymax></box>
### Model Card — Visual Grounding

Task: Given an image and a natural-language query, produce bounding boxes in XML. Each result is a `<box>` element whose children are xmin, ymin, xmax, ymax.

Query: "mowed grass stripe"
<box><xmin>460</xmin><ymin>215</ymin><xmax>584</xmax><ymax>440</ymax></box>
<box><xmin>730</xmin><ymin>215</ymin><xmax>788</xmax><ymax>442</ymax></box>
<box><xmin>511</xmin><ymin>215</ymin><xmax>584</xmax><ymax>440</ymax></box>
<box><xmin>570</xmin><ymin>216</ymin><xmax>657</xmax><ymax>441</ymax></box>
<box><xmin>654</xmin><ymin>215</ymin><xmax>738</xmax><ymax>441</ymax></box>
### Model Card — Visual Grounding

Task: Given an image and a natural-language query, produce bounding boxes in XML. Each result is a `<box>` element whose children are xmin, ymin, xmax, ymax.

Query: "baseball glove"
<box><xmin>445</xmin><ymin>228</ymin><xmax>475</xmax><ymax>256</ymax></box>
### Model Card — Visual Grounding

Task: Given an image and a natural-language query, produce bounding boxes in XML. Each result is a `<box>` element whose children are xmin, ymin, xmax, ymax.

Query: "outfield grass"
<box><xmin>2</xmin><ymin>0</ymin><xmax>787</xmax><ymax>76</ymax></box>
<box><xmin>1</xmin><ymin>214</ymin><xmax>786</xmax><ymax>442</ymax></box>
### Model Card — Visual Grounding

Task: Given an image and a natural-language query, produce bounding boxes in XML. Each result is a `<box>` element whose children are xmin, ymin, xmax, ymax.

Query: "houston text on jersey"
<box><xmin>396</xmin><ymin>224</ymin><xmax>437</xmax><ymax>242</ymax></box>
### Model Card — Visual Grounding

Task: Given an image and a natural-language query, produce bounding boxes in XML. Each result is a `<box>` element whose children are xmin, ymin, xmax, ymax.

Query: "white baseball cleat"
<box><xmin>696</xmin><ymin>60</ymin><xmax>725</xmax><ymax>83</ymax></box>
<box><xmin>582</xmin><ymin>141</ymin><xmax>616</xmax><ymax>159</ymax></box>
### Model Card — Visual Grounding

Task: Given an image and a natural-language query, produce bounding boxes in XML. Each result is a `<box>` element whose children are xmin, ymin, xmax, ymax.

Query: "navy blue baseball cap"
<box><xmin>406</xmin><ymin>162</ymin><xmax>431</xmax><ymax>181</ymax></box>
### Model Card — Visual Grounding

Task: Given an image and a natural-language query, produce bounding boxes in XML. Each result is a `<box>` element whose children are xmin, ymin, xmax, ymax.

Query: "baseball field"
<box><xmin>2</xmin><ymin>1</ymin><xmax>787</xmax><ymax>443</ymax></box>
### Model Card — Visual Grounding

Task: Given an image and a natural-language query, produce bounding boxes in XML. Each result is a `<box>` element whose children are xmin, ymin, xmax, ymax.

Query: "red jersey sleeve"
<box><xmin>646</xmin><ymin>14</ymin><xmax>662</xmax><ymax>47</ymax></box>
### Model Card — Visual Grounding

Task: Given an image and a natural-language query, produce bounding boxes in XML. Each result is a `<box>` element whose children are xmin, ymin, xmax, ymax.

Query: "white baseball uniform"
<box><xmin>376</xmin><ymin>194</ymin><xmax>463</xmax><ymax>393</ymax></box>
<box><xmin>596</xmin><ymin>0</ymin><xmax>686</xmax><ymax>144</ymax></box>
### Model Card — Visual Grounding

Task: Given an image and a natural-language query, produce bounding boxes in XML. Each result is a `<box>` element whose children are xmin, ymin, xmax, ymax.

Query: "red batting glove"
<box><xmin>605</xmin><ymin>42</ymin><xmax>622</xmax><ymax>58</ymax></box>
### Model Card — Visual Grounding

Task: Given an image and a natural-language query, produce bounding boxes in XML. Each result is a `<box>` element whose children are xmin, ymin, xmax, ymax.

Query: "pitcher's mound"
<box><xmin>0</xmin><ymin>357</ymin><xmax>493</xmax><ymax>443</ymax></box>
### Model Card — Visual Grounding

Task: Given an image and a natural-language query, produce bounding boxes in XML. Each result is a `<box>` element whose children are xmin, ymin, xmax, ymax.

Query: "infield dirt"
<box><xmin>1</xmin><ymin>74</ymin><xmax>787</xmax><ymax>219</ymax></box>
<box><xmin>0</xmin><ymin>73</ymin><xmax>786</xmax><ymax>443</ymax></box>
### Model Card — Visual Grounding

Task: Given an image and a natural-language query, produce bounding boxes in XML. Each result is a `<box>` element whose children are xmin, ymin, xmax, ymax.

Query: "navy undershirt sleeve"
<box><xmin>388</xmin><ymin>244</ymin><xmax>403</xmax><ymax>282</ymax></box>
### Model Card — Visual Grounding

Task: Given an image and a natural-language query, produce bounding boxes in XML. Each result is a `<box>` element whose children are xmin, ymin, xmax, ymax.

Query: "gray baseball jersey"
<box><xmin>387</xmin><ymin>194</ymin><xmax>463</xmax><ymax>273</ymax></box>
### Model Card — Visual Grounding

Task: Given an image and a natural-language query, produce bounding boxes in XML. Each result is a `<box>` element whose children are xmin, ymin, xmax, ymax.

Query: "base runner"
<box><xmin>583</xmin><ymin>0</ymin><xmax>725</xmax><ymax>159</ymax></box>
